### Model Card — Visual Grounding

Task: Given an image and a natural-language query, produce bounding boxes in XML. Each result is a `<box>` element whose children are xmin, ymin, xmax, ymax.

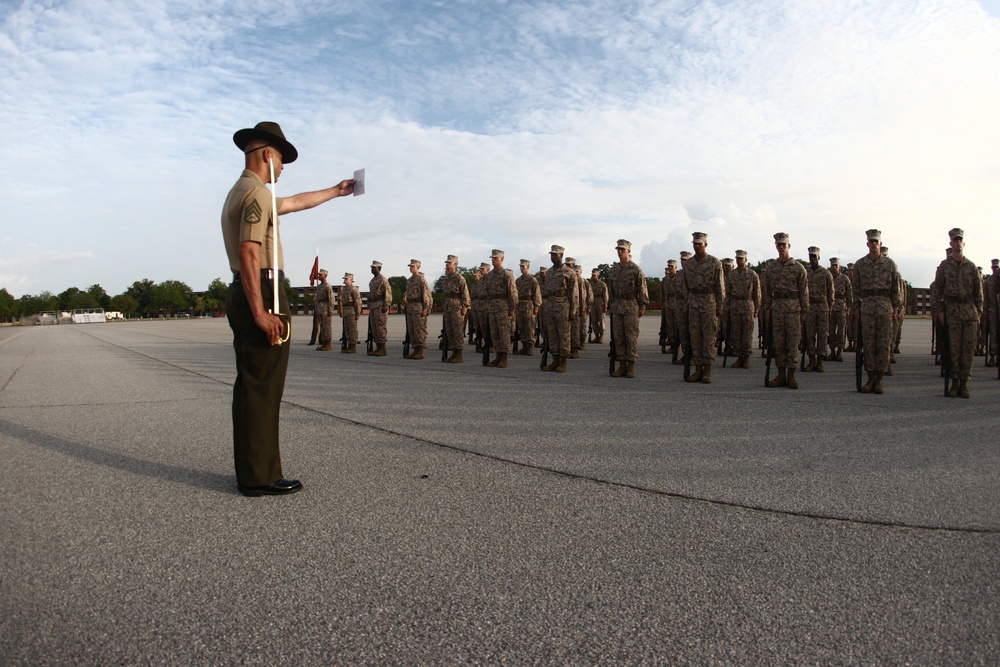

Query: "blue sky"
<box><xmin>2</xmin><ymin>0</ymin><xmax>998</xmax><ymax>297</ymax></box>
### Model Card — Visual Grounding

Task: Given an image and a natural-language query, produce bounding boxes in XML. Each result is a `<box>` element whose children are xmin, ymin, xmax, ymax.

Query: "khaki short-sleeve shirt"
<box><xmin>222</xmin><ymin>169</ymin><xmax>284</xmax><ymax>273</ymax></box>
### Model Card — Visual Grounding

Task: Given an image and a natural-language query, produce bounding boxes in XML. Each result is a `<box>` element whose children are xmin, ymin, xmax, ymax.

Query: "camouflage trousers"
<box><xmin>663</xmin><ymin>305</ymin><xmax>678</xmax><ymax>347</ymax></box>
<box><xmin>947</xmin><ymin>318</ymin><xmax>977</xmax><ymax>381</ymax></box>
<box><xmin>443</xmin><ymin>302</ymin><xmax>465</xmax><ymax>351</ymax></box>
<box><xmin>516</xmin><ymin>301</ymin><xmax>536</xmax><ymax>347</ymax></box>
<box><xmin>405</xmin><ymin>303</ymin><xmax>428</xmax><ymax>347</ymax></box>
<box><xmin>770</xmin><ymin>311</ymin><xmax>802</xmax><ymax>369</ymax></box>
<box><xmin>341</xmin><ymin>308</ymin><xmax>359</xmax><ymax>345</ymax></box>
<box><xmin>487</xmin><ymin>301</ymin><xmax>512</xmax><ymax>354</ymax></box>
<box><xmin>829</xmin><ymin>308</ymin><xmax>847</xmax><ymax>349</ymax></box>
<box><xmin>368</xmin><ymin>302</ymin><xmax>388</xmax><ymax>344</ymax></box>
<box><xmin>860</xmin><ymin>300</ymin><xmax>892</xmax><ymax>373</ymax></box>
<box><xmin>473</xmin><ymin>304</ymin><xmax>488</xmax><ymax>342</ymax></box>
<box><xmin>576</xmin><ymin>313</ymin><xmax>587</xmax><ymax>348</ymax></box>
<box><xmin>687</xmin><ymin>301</ymin><xmax>719</xmax><ymax>366</ymax></box>
<box><xmin>989</xmin><ymin>308</ymin><xmax>999</xmax><ymax>356</ymax></box>
<box><xmin>590</xmin><ymin>307</ymin><xmax>606</xmax><ymax>340</ymax></box>
<box><xmin>805</xmin><ymin>304</ymin><xmax>830</xmax><ymax>356</ymax></box>
<box><xmin>611</xmin><ymin>310</ymin><xmax>640</xmax><ymax>362</ymax></box>
<box><xmin>543</xmin><ymin>299</ymin><xmax>572</xmax><ymax>357</ymax></box>
<box><xmin>729</xmin><ymin>303</ymin><xmax>754</xmax><ymax>358</ymax></box>
<box><xmin>318</xmin><ymin>312</ymin><xmax>333</xmax><ymax>346</ymax></box>
<box><xmin>846</xmin><ymin>309</ymin><xmax>857</xmax><ymax>345</ymax></box>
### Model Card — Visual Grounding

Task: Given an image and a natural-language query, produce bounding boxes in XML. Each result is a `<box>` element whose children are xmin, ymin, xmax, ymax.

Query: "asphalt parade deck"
<box><xmin>1</xmin><ymin>316</ymin><xmax>997</xmax><ymax>665</ymax></box>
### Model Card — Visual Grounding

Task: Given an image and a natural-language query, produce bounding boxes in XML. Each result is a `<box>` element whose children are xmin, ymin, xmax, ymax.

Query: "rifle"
<box><xmin>939</xmin><ymin>317</ymin><xmax>952</xmax><ymax>394</ymax></box>
<box><xmin>440</xmin><ymin>325</ymin><xmax>448</xmax><ymax>362</ymax></box>
<box><xmin>799</xmin><ymin>317</ymin><xmax>808</xmax><ymax>371</ymax></box>
<box><xmin>608</xmin><ymin>318</ymin><xmax>617</xmax><ymax>375</ymax></box>
<box><xmin>722</xmin><ymin>309</ymin><xmax>732</xmax><ymax>368</ymax></box>
<box><xmin>466</xmin><ymin>311</ymin><xmax>475</xmax><ymax>344</ymax></box>
<box><xmin>513</xmin><ymin>319</ymin><xmax>521</xmax><ymax>354</ymax></box>
<box><xmin>659</xmin><ymin>308</ymin><xmax>667</xmax><ymax>353</ymax></box>
<box><xmin>365</xmin><ymin>317</ymin><xmax>374</xmax><ymax>355</ymax></box>
<box><xmin>588</xmin><ymin>318</ymin><xmax>594</xmax><ymax>344</ymax></box>
<box><xmin>682</xmin><ymin>328</ymin><xmax>692</xmax><ymax>380</ymax></box>
<box><xmin>855</xmin><ymin>307</ymin><xmax>865</xmax><ymax>392</ymax></box>
<box><xmin>764</xmin><ymin>316</ymin><xmax>775</xmax><ymax>386</ymax></box>
<box><xmin>402</xmin><ymin>310</ymin><xmax>411</xmax><ymax>358</ymax></box>
<box><xmin>482</xmin><ymin>319</ymin><xmax>493</xmax><ymax>366</ymax></box>
<box><xmin>340</xmin><ymin>326</ymin><xmax>347</xmax><ymax>351</ymax></box>
<box><xmin>539</xmin><ymin>327</ymin><xmax>550</xmax><ymax>369</ymax></box>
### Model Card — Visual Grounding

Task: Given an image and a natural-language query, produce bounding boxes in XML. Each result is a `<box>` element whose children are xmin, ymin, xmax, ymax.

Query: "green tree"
<box><xmin>387</xmin><ymin>276</ymin><xmax>407</xmax><ymax>308</ymax></box>
<box><xmin>111</xmin><ymin>293</ymin><xmax>139</xmax><ymax>318</ymax></box>
<box><xmin>595</xmin><ymin>263</ymin><xmax>612</xmax><ymax>283</ymax></box>
<box><xmin>151</xmin><ymin>280</ymin><xmax>192</xmax><ymax>316</ymax></box>
<box><xmin>87</xmin><ymin>284</ymin><xmax>112</xmax><ymax>310</ymax></box>
<box><xmin>0</xmin><ymin>288</ymin><xmax>15</xmax><ymax>322</ymax></box>
<box><xmin>126</xmin><ymin>279</ymin><xmax>157</xmax><ymax>317</ymax></box>
<box><xmin>18</xmin><ymin>291</ymin><xmax>58</xmax><ymax>316</ymax></box>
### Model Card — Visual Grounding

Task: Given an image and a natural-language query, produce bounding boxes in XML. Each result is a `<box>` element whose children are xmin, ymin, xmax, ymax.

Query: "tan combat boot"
<box><xmin>815</xmin><ymin>357</ymin><xmax>824</xmax><ymax>372</ymax></box>
<box><xmin>958</xmin><ymin>379</ymin><xmax>970</xmax><ymax>398</ymax></box>
<box><xmin>612</xmin><ymin>361</ymin><xmax>626</xmax><ymax>377</ymax></box>
<box><xmin>767</xmin><ymin>369</ymin><xmax>787</xmax><ymax>388</ymax></box>
<box><xmin>569</xmin><ymin>349</ymin><xmax>580</xmax><ymax>359</ymax></box>
<box><xmin>347</xmin><ymin>344</ymin><xmax>357</xmax><ymax>354</ymax></box>
<box><xmin>487</xmin><ymin>354</ymin><xmax>500</xmax><ymax>367</ymax></box>
<box><xmin>835</xmin><ymin>348</ymin><xmax>843</xmax><ymax>362</ymax></box>
<box><xmin>786</xmin><ymin>368</ymin><xmax>798</xmax><ymax>389</ymax></box>
<box><xmin>741</xmin><ymin>355</ymin><xmax>751</xmax><ymax>370</ymax></box>
<box><xmin>497</xmin><ymin>353</ymin><xmax>508</xmax><ymax>368</ymax></box>
<box><xmin>861</xmin><ymin>371</ymin><xmax>876</xmax><ymax>393</ymax></box>
<box><xmin>701</xmin><ymin>365</ymin><xmax>712</xmax><ymax>384</ymax></box>
<box><xmin>873</xmin><ymin>373</ymin><xmax>884</xmax><ymax>394</ymax></box>
<box><xmin>448</xmin><ymin>350</ymin><xmax>463</xmax><ymax>363</ymax></box>
<box><xmin>542</xmin><ymin>357</ymin><xmax>559</xmax><ymax>372</ymax></box>
<box><xmin>884</xmin><ymin>364</ymin><xmax>892</xmax><ymax>376</ymax></box>
<box><xmin>804</xmin><ymin>355</ymin><xmax>816</xmax><ymax>372</ymax></box>
<box><xmin>524</xmin><ymin>345</ymin><xmax>533</xmax><ymax>356</ymax></box>
<box><xmin>625</xmin><ymin>361</ymin><xmax>635</xmax><ymax>379</ymax></box>
<box><xmin>372</xmin><ymin>343</ymin><xmax>387</xmax><ymax>357</ymax></box>
<box><xmin>686</xmin><ymin>366</ymin><xmax>704</xmax><ymax>383</ymax></box>
<box><xmin>318</xmin><ymin>343</ymin><xmax>332</xmax><ymax>352</ymax></box>
<box><xmin>555</xmin><ymin>356</ymin><xmax>567</xmax><ymax>373</ymax></box>
<box><xmin>411</xmin><ymin>346</ymin><xmax>425</xmax><ymax>360</ymax></box>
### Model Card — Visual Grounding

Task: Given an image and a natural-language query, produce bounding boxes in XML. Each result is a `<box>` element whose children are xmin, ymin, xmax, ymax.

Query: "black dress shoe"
<box><xmin>238</xmin><ymin>479</ymin><xmax>303</xmax><ymax>497</ymax></box>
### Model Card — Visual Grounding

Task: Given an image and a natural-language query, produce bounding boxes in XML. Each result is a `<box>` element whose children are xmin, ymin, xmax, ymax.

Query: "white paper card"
<box><xmin>353</xmin><ymin>168</ymin><xmax>365</xmax><ymax>196</ymax></box>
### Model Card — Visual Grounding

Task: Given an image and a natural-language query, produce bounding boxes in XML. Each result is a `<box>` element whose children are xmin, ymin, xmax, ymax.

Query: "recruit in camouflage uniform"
<box><xmin>881</xmin><ymin>245</ymin><xmax>906</xmax><ymax>365</ymax></box>
<box><xmin>675</xmin><ymin>251</ymin><xmax>692</xmax><ymax>364</ymax></box>
<box><xmin>541</xmin><ymin>245</ymin><xmax>577</xmax><ymax>372</ymax></box>
<box><xmin>404</xmin><ymin>260</ymin><xmax>433</xmax><ymax>360</ymax></box>
<box><xmin>338</xmin><ymin>273</ymin><xmax>362</xmax><ymax>353</ymax></box>
<box><xmin>315</xmin><ymin>269</ymin><xmax>335</xmax><ymax>351</ymax></box>
<box><xmin>720</xmin><ymin>258</ymin><xmax>734</xmax><ymax>357</ymax></box>
<box><xmin>804</xmin><ymin>246</ymin><xmax>834</xmax><ymax>373</ymax></box>
<box><xmin>608</xmin><ymin>239</ymin><xmax>649</xmax><ymax>378</ymax></box>
<box><xmin>764</xmin><ymin>232</ymin><xmax>809</xmax><ymax>389</ymax></box>
<box><xmin>484</xmin><ymin>249</ymin><xmax>519</xmax><ymax>368</ymax></box>
<box><xmin>987</xmin><ymin>259</ymin><xmax>999</xmax><ymax>367</ymax></box>
<box><xmin>536</xmin><ymin>266</ymin><xmax>548</xmax><ymax>348</ymax></box>
<box><xmin>851</xmin><ymin>229</ymin><xmax>902</xmax><ymax>394</ymax></box>
<box><xmin>471</xmin><ymin>263</ymin><xmax>489</xmax><ymax>351</ymax></box>
<box><xmin>932</xmin><ymin>228</ymin><xmax>984</xmax><ymax>398</ymax></box>
<box><xmin>844</xmin><ymin>262</ymin><xmax>857</xmax><ymax>351</ymax></box>
<box><xmin>660</xmin><ymin>261</ymin><xmax>681</xmax><ymax>354</ymax></box>
<box><xmin>576</xmin><ymin>264</ymin><xmax>593</xmax><ymax>353</ymax></box>
<box><xmin>514</xmin><ymin>259</ymin><xmax>542</xmax><ymax>356</ymax></box>
<box><xmin>441</xmin><ymin>255</ymin><xmax>472</xmax><ymax>363</ymax></box>
<box><xmin>724</xmin><ymin>250</ymin><xmax>760</xmax><ymax>369</ymax></box>
<box><xmin>682</xmin><ymin>232</ymin><xmax>724</xmax><ymax>383</ymax></box>
<box><xmin>367</xmin><ymin>261</ymin><xmax>392</xmax><ymax>356</ymax></box>
<box><xmin>565</xmin><ymin>258</ymin><xmax>585</xmax><ymax>357</ymax></box>
<box><xmin>590</xmin><ymin>269</ymin><xmax>609</xmax><ymax>343</ymax></box>
<box><xmin>826</xmin><ymin>258</ymin><xmax>853</xmax><ymax>363</ymax></box>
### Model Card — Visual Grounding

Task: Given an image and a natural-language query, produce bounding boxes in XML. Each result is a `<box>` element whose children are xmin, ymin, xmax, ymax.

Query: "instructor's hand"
<box><xmin>255</xmin><ymin>311</ymin><xmax>285</xmax><ymax>346</ymax></box>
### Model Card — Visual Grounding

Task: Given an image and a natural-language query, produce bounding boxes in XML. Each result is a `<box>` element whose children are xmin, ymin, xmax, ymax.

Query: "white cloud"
<box><xmin>0</xmin><ymin>0</ymin><xmax>997</xmax><ymax>297</ymax></box>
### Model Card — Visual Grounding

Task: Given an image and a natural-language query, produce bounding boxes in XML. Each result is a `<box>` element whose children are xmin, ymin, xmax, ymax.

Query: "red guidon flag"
<box><xmin>308</xmin><ymin>254</ymin><xmax>320</xmax><ymax>286</ymax></box>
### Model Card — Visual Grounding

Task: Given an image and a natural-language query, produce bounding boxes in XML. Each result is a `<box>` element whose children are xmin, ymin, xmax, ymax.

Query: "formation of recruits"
<box><xmin>307</xmin><ymin>228</ymin><xmax>997</xmax><ymax>397</ymax></box>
